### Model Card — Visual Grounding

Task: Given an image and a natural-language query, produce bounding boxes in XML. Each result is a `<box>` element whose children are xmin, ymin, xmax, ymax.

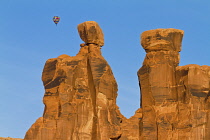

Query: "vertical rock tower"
<box><xmin>138</xmin><ymin>29</ymin><xmax>210</xmax><ymax>140</ymax></box>
<box><xmin>138</xmin><ymin>29</ymin><xmax>183</xmax><ymax>139</ymax></box>
<box><xmin>24</xmin><ymin>21</ymin><xmax>122</xmax><ymax>140</ymax></box>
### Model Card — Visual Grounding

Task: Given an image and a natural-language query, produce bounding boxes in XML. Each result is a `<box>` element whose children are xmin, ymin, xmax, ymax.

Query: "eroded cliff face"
<box><xmin>175</xmin><ymin>65</ymin><xmax>210</xmax><ymax>139</ymax></box>
<box><xmin>138</xmin><ymin>29</ymin><xmax>183</xmax><ymax>139</ymax></box>
<box><xmin>138</xmin><ymin>29</ymin><xmax>210</xmax><ymax>140</ymax></box>
<box><xmin>24</xmin><ymin>22</ymin><xmax>210</xmax><ymax>140</ymax></box>
<box><xmin>24</xmin><ymin>21</ymin><xmax>122</xmax><ymax>140</ymax></box>
<box><xmin>119</xmin><ymin>108</ymin><xmax>142</xmax><ymax>140</ymax></box>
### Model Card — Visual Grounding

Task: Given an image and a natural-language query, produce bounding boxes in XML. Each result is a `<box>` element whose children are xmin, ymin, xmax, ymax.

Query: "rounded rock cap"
<box><xmin>77</xmin><ymin>21</ymin><xmax>104</xmax><ymax>47</ymax></box>
<box><xmin>141</xmin><ymin>28</ymin><xmax>184</xmax><ymax>52</ymax></box>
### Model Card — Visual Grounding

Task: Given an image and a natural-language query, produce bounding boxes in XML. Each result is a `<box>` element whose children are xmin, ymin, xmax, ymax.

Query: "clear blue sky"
<box><xmin>1</xmin><ymin>0</ymin><xmax>210</xmax><ymax>138</ymax></box>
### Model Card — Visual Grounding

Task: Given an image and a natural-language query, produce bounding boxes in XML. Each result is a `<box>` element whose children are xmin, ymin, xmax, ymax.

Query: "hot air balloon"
<box><xmin>53</xmin><ymin>16</ymin><xmax>60</xmax><ymax>26</ymax></box>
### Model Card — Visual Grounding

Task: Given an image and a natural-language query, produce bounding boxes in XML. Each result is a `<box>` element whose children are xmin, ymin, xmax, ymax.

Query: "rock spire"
<box><xmin>138</xmin><ymin>28</ymin><xmax>210</xmax><ymax>140</ymax></box>
<box><xmin>138</xmin><ymin>28</ymin><xmax>184</xmax><ymax>139</ymax></box>
<box><xmin>24</xmin><ymin>21</ymin><xmax>122</xmax><ymax>140</ymax></box>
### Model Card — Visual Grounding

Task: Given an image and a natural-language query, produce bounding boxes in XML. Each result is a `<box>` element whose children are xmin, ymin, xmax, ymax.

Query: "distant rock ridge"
<box><xmin>22</xmin><ymin>21</ymin><xmax>210</xmax><ymax>140</ymax></box>
<box><xmin>0</xmin><ymin>137</ymin><xmax>22</xmax><ymax>140</ymax></box>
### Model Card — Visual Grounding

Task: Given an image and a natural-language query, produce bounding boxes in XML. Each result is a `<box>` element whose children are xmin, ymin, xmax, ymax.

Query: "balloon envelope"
<box><xmin>53</xmin><ymin>16</ymin><xmax>60</xmax><ymax>25</ymax></box>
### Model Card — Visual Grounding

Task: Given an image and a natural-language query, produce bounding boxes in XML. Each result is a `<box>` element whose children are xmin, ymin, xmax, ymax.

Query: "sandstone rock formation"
<box><xmin>24</xmin><ymin>21</ymin><xmax>122</xmax><ymax>140</ymax></box>
<box><xmin>138</xmin><ymin>28</ymin><xmax>210</xmax><ymax>140</ymax></box>
<box><xmin>119</xmin><ymin>108</ymin><xmax>142</xmax><ymax>140</ymax></box>
<box><xmin>138</xmin><ymin>29</ymin><xmax>184</xmax><ymax>139</ymax></box>
<box><xmin>23</xmin><ymin>22</ymin><xmax>210</xmax><ymax>140</ymax></box>
<box><xmin>175</xmin><ymin>65</ymin><xmax>210</xmax><ymax>139</ymax></box>
<box><xmin>78</xmin><ymin>21</ymin><xmax>104</xmax><ymax>47</ymax></box>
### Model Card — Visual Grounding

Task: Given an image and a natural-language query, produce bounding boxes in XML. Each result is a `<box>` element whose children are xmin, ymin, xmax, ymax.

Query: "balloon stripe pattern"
<box><xmin>53</xmin><ymin>16</ymin><xmax>60</xmax><ymax>25</ymax></box>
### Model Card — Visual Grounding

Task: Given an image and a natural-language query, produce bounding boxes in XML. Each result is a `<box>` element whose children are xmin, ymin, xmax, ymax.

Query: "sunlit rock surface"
<box><xmin>138</xmin><ymin>28</ymin><xmax>183</xmax><ymax>139</ymax></box>
<box><xmin>24</xmin><ymin>21</ymin><xmax>122</xmax><ymax>140</ymax></box>
<box><xmin>23</xmin><ymin>23</ymin><xmax>210</xmax><ymax>140</ymax></box>
<box><xmin>78</xmin><ymin>21</ymin><xmax>104</xmax><ymax>47</ymax></box>
<box><xmin>175</xmin><ymin>64</ymin><xmax>210</xmax><ymax>140</ymax></box>
<box><xmin>138</xmin><ymin>28</ymin><xmax>210</xmax><ymax>140</ymax></box>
